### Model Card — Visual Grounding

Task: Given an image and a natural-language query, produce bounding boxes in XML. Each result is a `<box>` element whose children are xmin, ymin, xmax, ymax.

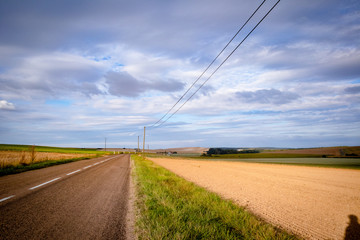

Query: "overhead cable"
<box><xmin>149</xmin><ymin>0</ymin><xmax>267</xmax><ymax>128</ymax></box>
<box><xmin>155</xmin><ymin>0</ymin><xmax>281</xmax><ymax>128</ymax></box>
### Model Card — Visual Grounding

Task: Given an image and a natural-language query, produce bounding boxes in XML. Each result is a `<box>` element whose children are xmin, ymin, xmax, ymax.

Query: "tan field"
<box><xmin>0</xmin><ymin>151</ymin><xmax>95</xmax><ymax>168</ymax></box>
<box><xmin>149</xmin><ymin>157</ymin><xmax>360</xmax><ymax>240</ymax></box>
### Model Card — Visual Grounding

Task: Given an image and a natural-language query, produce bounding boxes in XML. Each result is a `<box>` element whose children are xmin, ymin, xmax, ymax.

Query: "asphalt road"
<box><xmin>0</xmin><ymin>154</ymin><xmax>131</xmax><ymax>240</ymax></box>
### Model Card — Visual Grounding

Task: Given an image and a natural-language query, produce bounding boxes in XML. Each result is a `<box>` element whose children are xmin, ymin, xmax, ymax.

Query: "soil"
<box><xmin>149</xmin><ymin>157</ymin><xmax>360</xmax><ymax>240</ymax></box>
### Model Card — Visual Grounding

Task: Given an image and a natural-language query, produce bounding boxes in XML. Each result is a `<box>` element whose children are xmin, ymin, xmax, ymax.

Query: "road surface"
<box><xmin>0</xmin><ymin>154</ymin><xmax>131</xmax><ymax>240</ymax></box>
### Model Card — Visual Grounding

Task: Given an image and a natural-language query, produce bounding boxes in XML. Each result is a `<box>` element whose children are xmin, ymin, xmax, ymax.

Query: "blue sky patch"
<box><xmin>45</xmin><ymin>99</ymin><xmax>72</xmax><ymax>106</ymax></box>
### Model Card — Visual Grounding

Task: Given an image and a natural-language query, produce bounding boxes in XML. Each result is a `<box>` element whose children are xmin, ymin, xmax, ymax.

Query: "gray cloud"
<box><xmin>315</xmin><ymin>52</ymin><xmax>360</xmax><ymax>81</ymax></box>
<box><xmin>105</xmin><ymin>72</ymin><xmax>141</xmax><ymax>97</ymax></box>
<box><xmin>2</xmin><ymin>0</ymin><xmax>318</xmax><ymax>58</ymax></box>
<box><xmin>235</xmin><ymin>89</ymin><xmax>300</xmax><ymax>105</ymax></box>
<box><xmin>345</xmin><ymin>86</ymin><xmax>360</xmax><ymax>94</ymax></box>
<box><xmin>0</xmin><ymin>53</ymin><xmax>103</xmax><ymax>98</ymax></box>
<box><xmin>105</xmin><ymin>71</ymin><xmax>184</xmax><ymax>97</ymax></box>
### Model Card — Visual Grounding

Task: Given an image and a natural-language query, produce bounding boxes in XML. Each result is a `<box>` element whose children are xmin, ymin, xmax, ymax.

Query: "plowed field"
<box><xmin>149</xmin><ymin>157</ymin><xmax>360</xmax><ymax>240</ymax></box>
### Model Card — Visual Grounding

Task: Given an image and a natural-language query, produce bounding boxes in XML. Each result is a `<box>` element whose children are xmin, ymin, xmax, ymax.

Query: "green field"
<box><xmin>199</xmin><ymin>153</ymin><xmax>324</xmax><ymax>158</ymax></box>
<box><xmin>202</xmin><ymin>157</ymin><xmax>360</xmax><ymax>169</ymax></box>
<box><xmin>0</xmin><ymin>144</ymin><xmax>107</xmax><ymax>154</ymax></box>
<box><xmin>175</xmin><ymin>155</ymin><xmax>360</xmax><ymax>169</ymax></box>
<box><xmin>151</xmin><ymin>152</ymin><xmax>360</xmax><ymax>169</ymax></box>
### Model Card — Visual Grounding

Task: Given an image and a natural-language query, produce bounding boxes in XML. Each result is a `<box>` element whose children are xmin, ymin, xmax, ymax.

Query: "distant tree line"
<box><xmin>205</xmin><ymin>148</ymin><xmax>260</xmax><ymax>156</ymax></box>
<box><xmin>206</xmin><ymin>148</ymin><xmax>238</xmax><ymax>155</ymax></box>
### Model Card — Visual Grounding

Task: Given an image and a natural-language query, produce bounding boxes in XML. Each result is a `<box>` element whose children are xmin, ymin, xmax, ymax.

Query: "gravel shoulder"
<box><xmin>149</xmin><ymin>157</ymin><xmax>360</xmax><ymax>240</ymax></box>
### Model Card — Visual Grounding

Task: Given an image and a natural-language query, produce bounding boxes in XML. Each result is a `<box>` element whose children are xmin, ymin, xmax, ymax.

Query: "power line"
<box><xmin>155</xmin><ymin>0</ymin><xmax>281</xmax><ymax>128</ymax></box>
<box><xmin>149</xmin><ymin>0</ymin><xmax>267</xmax><ymax>128</ymax></box>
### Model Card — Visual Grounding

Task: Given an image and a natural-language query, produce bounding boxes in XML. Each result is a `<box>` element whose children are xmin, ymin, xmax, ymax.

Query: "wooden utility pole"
<box><xmin>138</xmin><ymin>136</ymin><xmax>140</xmax><ymax>153</ymax></box>
<box><xmin>142</xmin><ymin>127</ymin><xmax>146</xmax><ymax>154</ymax></box>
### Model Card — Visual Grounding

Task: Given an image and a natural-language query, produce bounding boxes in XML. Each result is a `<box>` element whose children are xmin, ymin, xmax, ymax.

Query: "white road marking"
<box><xmin>2</xmin><ymin>156</ymin><xmax>120</xmax><ymax>200</ymax></box>
<box><xmin>29</xmin><ymin>177</ymin><xmax>61</xmax><ymax>190</ymax></box>
<box><xmin>82</xmin><ymin>157</ymin><xmax>115</xmax><ymax>169</ymax></box>
<box><xmin>66</xmin><ymin>169</ymin><xmax>81</xmax><ymax>176</ymax></box>
<box><xmin>0</xmin><ymin>195</ymin><xmax>15</xmax><ymax>203</ymax></box>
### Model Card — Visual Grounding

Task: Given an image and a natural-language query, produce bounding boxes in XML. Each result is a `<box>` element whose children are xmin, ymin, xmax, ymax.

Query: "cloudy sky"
<box><xmin>0</xmin><ymin>0</ymin><xmax>359</xmax><ymax>149</ymax></box>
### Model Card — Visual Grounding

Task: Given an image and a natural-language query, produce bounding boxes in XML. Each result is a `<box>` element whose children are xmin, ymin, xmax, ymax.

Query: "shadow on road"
<box><xmin>344</xmin><ymin>215</ymin><xmax>360</xmax><ymax>240</ymax></box>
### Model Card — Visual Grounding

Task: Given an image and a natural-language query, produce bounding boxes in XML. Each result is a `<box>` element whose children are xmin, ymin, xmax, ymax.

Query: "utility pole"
<box><xmin>105</xmin><ymin>137</ymin><xmax>107</xmax><ymax>151</ymax></box>
<box><xmin>142</xmin><ymin>126</ymin><xmax>146</xmax><ymax>155</ymax></box>
<box><xmin>138</xmin><ymin>136</ymin><xmax>140</xmax><ymax>153</ymax></box>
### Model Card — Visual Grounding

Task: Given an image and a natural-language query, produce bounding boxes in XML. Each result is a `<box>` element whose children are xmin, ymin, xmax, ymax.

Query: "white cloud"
<box><xmin>0</xmin><ymin>100</ymin><xmax>15</xmax><ymax>110</ymax></box>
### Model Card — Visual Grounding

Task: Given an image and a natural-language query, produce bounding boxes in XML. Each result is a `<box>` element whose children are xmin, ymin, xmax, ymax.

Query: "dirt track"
<box><xmin>149</xmin><ymin>157</ymin><xmax>360</xmax><ymax>240</ymax></box>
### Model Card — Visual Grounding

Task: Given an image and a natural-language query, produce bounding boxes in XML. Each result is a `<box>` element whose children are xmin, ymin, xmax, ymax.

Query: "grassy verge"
<box><xmin>132</xmin><ymin>155</ymin><xmax>299</xmax><ymax>240</ymax></box>
<box><xmin>0</xmin><ymin>156</ymin><xmax>94</xmax><ymax>176</ymax></box>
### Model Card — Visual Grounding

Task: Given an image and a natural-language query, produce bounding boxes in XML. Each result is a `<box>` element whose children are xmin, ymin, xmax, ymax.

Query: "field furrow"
<box><xmin>149</xmin><ymin>157</ymin><xmax>360</xmax><ymax>240</ymax></box>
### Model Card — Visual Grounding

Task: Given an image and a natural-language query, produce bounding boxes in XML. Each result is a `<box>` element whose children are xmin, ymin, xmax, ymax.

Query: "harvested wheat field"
<box><xmin>0</xmin><ymin>151</ymin><xmax>95</xmax><ymax>168</ymax></box>
<box><xmin>149</xmin><ymin>157</ymin><xmax>360</xmax><ymax>240</ymax></box>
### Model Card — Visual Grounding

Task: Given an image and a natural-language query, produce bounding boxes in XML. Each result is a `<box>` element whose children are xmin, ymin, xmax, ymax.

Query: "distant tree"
<box><xmin>239</xmin><ymin>150</ymin><xmax>260</xmax><ymax>154</ymax></box>
<box><xmin>206</xmin><ymin>148</ymin><xmax>238</xmax><ymax>155</ymax></box>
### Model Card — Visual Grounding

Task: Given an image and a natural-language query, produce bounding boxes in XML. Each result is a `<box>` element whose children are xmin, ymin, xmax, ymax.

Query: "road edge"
<box><xmin>126</xmin><ymin>155</ymin><xmax>136</xmax><ymax>240</ymax></box>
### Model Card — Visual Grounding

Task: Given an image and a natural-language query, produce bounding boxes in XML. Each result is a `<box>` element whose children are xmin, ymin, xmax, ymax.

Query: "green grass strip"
<box><xmin>162</xmin><ymin>155</ymin><xmax>360</xmax><ymax>170</ymax></box>
<box><xmin>0</xmin><ymin>156</ymin><xmax>96</xmax><ymax>176</ymax></box>
<box><xmin>132</xmin><ymin>155</ymin><xmax>299</xmax><ymax>240</ymax></box>
<box><xmin>199</xmin><ymin>153</ymin><xmax>323</xmax><ymax>158</ymax></box>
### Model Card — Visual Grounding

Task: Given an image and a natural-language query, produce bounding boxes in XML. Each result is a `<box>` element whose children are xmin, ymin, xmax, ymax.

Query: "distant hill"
<box><xmin>151</xmin><ymin>147</ymin><xmax>209</xmax><ymax>154</ymax></box>
<box><xmin>97</xmin><ymin>146</ymin><xmax>360</xmax><ymax>157</ymax></box>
